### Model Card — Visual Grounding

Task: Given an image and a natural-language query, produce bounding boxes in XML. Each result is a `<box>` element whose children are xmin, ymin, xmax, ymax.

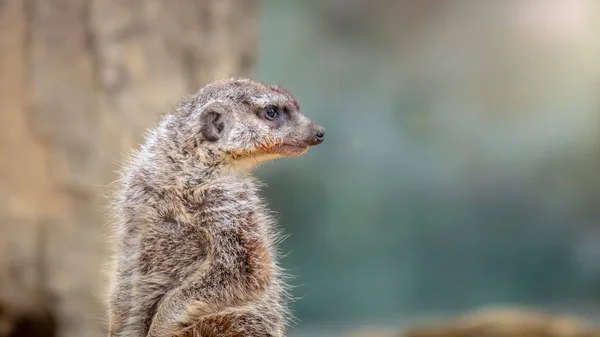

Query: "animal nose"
<box><xmin>312</xmin><ymin>126</ymin><xmax>325</xmax><ymax>145</ymax></box>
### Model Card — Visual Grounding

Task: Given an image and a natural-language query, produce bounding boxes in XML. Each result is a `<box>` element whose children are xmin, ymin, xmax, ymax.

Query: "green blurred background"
<box><xmin>254</xmin><ymin>0</ymin><xmax>600</xmax><ymax>334</ymax></box>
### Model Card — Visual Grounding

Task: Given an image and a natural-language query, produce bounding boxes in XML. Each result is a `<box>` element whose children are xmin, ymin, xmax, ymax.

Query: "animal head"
<box><xmin>176</xmin><ymin>78</ymin><xmax>325</xmax><ymax>167</ymax></box>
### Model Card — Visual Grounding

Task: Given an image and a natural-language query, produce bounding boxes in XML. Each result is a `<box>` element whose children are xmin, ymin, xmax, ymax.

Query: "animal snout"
<box><xmin>310</xmin><ymin>125</ymin><xmax>325</xmax><ymax>145</ymax></box>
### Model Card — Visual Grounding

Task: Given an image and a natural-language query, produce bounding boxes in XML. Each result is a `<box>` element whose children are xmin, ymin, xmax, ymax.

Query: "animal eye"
<box><xmin>264</xmin><ymin>105</ymin><xmax>279</xmax><ymax>120</ymax></box>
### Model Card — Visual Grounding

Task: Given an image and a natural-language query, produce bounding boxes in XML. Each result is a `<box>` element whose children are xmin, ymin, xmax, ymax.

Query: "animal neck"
<box><xmin>147</xmin><ymin>146</ymin><xmax>258</xmax><ymax>194</ymax></box>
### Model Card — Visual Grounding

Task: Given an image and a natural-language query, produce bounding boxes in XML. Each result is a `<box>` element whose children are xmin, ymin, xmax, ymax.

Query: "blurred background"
<box><xmin>1</xmin><ymin>0</ymin><xmax>600</xmax><ymax>336</ymax></box>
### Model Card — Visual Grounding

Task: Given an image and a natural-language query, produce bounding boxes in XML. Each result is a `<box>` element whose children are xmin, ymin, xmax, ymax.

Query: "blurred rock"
<box><xmin>405</xmin><ymin>307</ymin><xmax>599</xmax><ymax>337</ymax></box>
<box><xmin>347</xmin><ymin>307</ymin><xmax>600</xmax><ymax>337</ymax></box>
<box><xmin>0</xmin><ymin>0</ymin><xmax>258</xmax><ymax>336</ymax></box>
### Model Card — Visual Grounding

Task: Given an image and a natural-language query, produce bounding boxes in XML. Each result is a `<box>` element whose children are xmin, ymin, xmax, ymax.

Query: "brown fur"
<box><xmin>106</xmin><ymin>78</ymin><xmax>325</xmax><ymax>337</ymax></box>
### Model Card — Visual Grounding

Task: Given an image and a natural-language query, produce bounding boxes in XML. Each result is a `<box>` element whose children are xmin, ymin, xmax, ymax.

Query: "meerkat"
<box><xmin>106</xmin><ymin>78</ymin><xmax>325</xmax><ymax>337</ymax></box>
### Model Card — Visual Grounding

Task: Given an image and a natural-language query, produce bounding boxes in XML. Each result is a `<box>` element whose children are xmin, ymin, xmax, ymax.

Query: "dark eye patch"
<box><xmin>265</xmin><ymin>105</ymin><xmax>279</xmax><ymax>120</ymax></box>
<box><xmin>258</xmin><ymin>104</ymin><xmax>286</xmax><ymax>121</ymax></box>
<box><xmin>256</xmin><ymin>104</ymin><xmax>294</xmax><ymax>129</ymax></box>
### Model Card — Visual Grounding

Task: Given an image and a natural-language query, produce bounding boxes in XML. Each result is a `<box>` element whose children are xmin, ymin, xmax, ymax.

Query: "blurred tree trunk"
<box><xmin>0</xmin><ymin>1</ymin><xmax>258</xmax><ymax>336</ymax></box>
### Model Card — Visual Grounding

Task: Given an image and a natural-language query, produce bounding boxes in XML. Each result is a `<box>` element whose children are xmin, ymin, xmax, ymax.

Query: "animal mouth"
<box><xmin>268</xmin><ymin>143</ymin><xmax>308</xmax><ymax>156</ymax></box>
<box><xmin>227</xmin><ymin>142</ymin><xmax>309</xmax><ymax>161</ymax></box>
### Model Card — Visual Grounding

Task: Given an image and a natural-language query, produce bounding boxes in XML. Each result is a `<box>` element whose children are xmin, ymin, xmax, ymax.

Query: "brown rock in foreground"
<box><xmin>0</xmin><ymin>1</ymin><xmax>258</xmax><ymax>336</ymax></box>
<box><xmin>347</xmin><ymin>307</ymin><xmax>600</xmax><ymax>337</ymax></box>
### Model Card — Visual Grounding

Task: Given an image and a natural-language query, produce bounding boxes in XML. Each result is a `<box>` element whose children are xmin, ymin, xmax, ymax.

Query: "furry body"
<box><xmin>106</xmin><ymin>78</ymin><xmax>324</xmax><ymax>337</ymax></box>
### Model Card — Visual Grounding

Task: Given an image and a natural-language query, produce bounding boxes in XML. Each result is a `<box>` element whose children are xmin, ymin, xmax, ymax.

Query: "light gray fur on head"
<box><xmin>171</xmin><ymin>78</ymin><xmax>320</xmax><ymax>167</ymax></box>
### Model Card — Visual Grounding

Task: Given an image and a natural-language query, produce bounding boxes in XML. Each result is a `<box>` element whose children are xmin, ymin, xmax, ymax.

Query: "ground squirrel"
<box><xmin>106</xmin><ymin>78</ymin><xmax>325</xmax><ymax>337</ymax></box>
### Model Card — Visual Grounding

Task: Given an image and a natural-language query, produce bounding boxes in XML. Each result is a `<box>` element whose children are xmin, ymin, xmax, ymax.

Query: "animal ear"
<box><xmin>200</xmin><ymin>109</ymin><xmax>225</xmax><ymax>142</ymax></box>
